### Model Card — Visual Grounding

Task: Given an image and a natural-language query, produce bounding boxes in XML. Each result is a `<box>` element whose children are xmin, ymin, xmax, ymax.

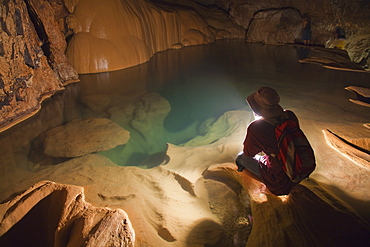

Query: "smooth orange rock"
<box><xmin>0</xmin><ymin>181</ymin><xmax>135</xmax><ymax>247</ymax></box>
<box><xmin>65</xmin><ymin>0</ymin><xmax>243</xmax><ymax>74</ymax></box>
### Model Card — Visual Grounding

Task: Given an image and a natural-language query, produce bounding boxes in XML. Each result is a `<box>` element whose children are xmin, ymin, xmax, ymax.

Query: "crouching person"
<box><xmin>236</xmin><ymin>86</ymin><xmax>315</xmax><ymax>196</ymax></box>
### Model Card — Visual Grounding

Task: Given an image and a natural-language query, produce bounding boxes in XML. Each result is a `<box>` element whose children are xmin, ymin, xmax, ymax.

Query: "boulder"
<box><xmin>0</xmin><ymin>181</ymin><xmax>135</xmax><ymax>247</ymax></box>
<box><xmin>44</xmin><ymin>118</ymin><xmax>130</xmax><ymax>157</ymax></box>
<box><xmin>246</xmin><ymin>8</ymin><xmax>302</xmax><ymax>44</ymax></box>
<box><xmin>343</xmin><ymin>34</ymin><xmax>370</xmax><ymax>70</ymax></box>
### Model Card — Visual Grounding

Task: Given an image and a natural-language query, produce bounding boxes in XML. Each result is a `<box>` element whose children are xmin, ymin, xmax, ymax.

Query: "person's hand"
<box><xmin>259</xmin><ymin>183</ymin><xmax>272</xmax><ymax>195</ymax></box>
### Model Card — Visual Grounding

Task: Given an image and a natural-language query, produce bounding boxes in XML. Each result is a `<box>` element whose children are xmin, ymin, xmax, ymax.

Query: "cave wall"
<box><xmin>0</xmin><ymin>0</ymin><xmax>245</xmax><ymax>130</ymax></box>
<box><xmin>193</xmin><ymin>0</ymin><xmax>370</xmax><ymax>69</ymax></box>
<box><xmin>0</xmin><ymin>0</ymin><xmax>78</xmax><ymax>131</ymax></box>
<box><xmin>1</xmin><ymin>0</ymin><xmax>369</xmax><ymax>130</ymax></box>
<box><xmin>64</xmin><ymin>0</ymin><xmax>245</xmax><ymax>74</ymax></box>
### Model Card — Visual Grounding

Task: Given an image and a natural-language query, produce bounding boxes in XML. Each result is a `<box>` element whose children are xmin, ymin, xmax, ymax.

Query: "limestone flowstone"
<box><xmin>64</xmin><ymin>0</ymin><xmax>245</xmax><ymax>74</ymax></box>
<box><xmin>44</xmin><ymin>118</ymin><xmax>130</xmax><ymax>157</ymax></box>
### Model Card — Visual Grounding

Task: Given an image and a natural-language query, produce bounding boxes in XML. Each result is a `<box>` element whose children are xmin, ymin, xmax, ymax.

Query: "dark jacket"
<box><xmin>243</xmin><ymin>110</ymin><xmax>299</xmax><ymax>195</ymax></box>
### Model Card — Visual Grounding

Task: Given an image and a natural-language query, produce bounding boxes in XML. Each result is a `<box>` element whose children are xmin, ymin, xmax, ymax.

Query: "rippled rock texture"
<box><xmin>0</xmin><ymin>110</ymin><xmax>255</xmax><ymax>246</ymax></box>
<box><xmin>0</xmin><ymin>181</ymin><xmax>135</xmax><ymax>247</ymax></box>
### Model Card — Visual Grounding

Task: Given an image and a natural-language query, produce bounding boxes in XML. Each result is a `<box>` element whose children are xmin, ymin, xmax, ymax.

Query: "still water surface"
<box><xmin>1</xmin><ymin>40</ymin><xmax>369</xmax><ymax>171</ymax></box>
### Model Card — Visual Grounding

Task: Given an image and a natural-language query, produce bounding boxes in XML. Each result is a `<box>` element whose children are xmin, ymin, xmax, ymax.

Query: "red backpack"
<box><xmin>272</xmin><ymin>119</ymin><xmax>316</xmax><ymax>183</ymax></box>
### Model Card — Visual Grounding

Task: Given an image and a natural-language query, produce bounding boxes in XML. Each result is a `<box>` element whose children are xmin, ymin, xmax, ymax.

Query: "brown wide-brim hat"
<box><xmin>246</xmin><ymin>87</ymin><xmax>283</xmax><ymax>117</ymax></box>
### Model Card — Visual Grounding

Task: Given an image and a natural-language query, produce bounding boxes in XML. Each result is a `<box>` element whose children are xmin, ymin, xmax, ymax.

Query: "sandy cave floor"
<box><xmin>1</xmin><ymin>108</ymin><xmax>369</xmax><ymax>246</ymax></box>
<box><xmin>0</xmin><ymin>42</ymin><xmax>370</xmax><ymax>246</ymax></box>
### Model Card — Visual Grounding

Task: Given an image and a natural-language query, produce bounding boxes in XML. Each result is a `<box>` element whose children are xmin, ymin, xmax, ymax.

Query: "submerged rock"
<box><xmin>44</xmin><ymin>118</ymin><xmax>130</xmax><ymax>157</ymax></box>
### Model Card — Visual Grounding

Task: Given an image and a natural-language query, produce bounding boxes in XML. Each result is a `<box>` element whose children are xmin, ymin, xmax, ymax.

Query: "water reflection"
<box><xmin>296</xmin><ymin>46</ymin><xmax>310</xmax><ymax>60</ymax></box>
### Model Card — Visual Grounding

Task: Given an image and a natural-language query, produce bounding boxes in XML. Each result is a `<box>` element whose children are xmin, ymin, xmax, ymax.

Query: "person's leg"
<box><xmin>236</xmin><ymin>154</ymin><xmax>268</xmax><ymax>192</ymax></box>
<box><xmin>236</xmin><ymin>154</ymin><xmax>261</xmax><ymax>178</ymax></box>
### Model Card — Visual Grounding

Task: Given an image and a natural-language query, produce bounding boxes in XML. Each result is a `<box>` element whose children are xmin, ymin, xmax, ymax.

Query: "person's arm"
<box><xmin>243</xmin><ymin>124</ymin><xmax>263</xmax><ymax>157</ymax></box>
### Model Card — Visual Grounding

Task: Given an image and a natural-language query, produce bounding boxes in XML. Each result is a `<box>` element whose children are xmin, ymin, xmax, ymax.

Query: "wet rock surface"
<box><xmin>1</xmin><ymin>1</ymin><xmax>370</xmax><ymax>246</ymax></box>
<box><xmin>64</xmin><ymin>0</ymin><xmax>245</xmax><ymax>74</ymax></box>
<box><xmin>2</xmin><ymin>0</ymin><xmax>369</xmax><ymax>131</ymax></box>
<box><xmin>0</xmin><ymin>0</ymin><xmax>78</xmax><ymax>131</ymax></box>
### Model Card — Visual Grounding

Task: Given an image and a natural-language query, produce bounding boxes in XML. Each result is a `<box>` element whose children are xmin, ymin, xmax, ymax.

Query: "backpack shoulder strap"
<box><xmin>262</xmin><ymin>111</ymin><xmax>290</xmax><ymax>126</ymax></box>
<box><xmin>261</xmin><ymin>111</ymin><xmax>292</xmax><ymax>158</ymax></box>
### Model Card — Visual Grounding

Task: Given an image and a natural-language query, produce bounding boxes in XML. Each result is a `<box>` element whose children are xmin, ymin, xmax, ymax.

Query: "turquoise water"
<box><xmin>1</xmin><ymin>40</ymin><xmax>369</xmax><ymax>169</ymax></box>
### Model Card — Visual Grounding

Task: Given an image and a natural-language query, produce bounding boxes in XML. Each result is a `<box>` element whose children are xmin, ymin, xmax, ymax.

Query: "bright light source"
<box><xmin>278</xmin><ymin>194</ymin><xmax>289</xmax><ymax>202</ymax></box>
<box><xmin>254</xmin><ymin>113</ymin><xmax>262</xmax><ymax>120</ymax></box>
<box><xmin>254</xmin><ymin>151</ymin><xmax>266</xmax><ymax>161</ymax></box>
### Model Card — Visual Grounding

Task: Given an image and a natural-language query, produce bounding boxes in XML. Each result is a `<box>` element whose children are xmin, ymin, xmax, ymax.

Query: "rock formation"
<box><xmin>245</xmin><ymin>8</ymin><xmax>302</xmax><ymax>44</ymax></box>
<box><xmin>43</xmin><ymin>118</ymin><xmax>130</xmax><ymax>157</ymax></box>
<box><xmin>0</xmin><ymin>0</ymin><xmax>244</xmax><ymax>132</ymax></box>
<box><xmin>298</xmin><ymin>46</ymin><xmax>365</xmax><ymax>71</ymax></box>
<box><xmin>64</xmin><ymin>0</ymin><xmax>245</xmax><ymax>74</ymax></box>
<box><xmin>0</xmin><ymin>180</ymin><xmax>135</xmax><ymax>247</ymax></box>
<box><xmin>345</xmin><ymin>86</ymin><xmax>370</xmax><ymax>108</ymax></box>
<box><xmin>1</xmin><ymin>0</ymin><xmax>369</xmax><ymax>131</ymax></box>
<box><xmin>0</xmin><ymin>110</ymin><xmax>255</xmax><ymax>246</ymax></box>
<box><xmin>0</xmin><ymin>0</ymin><xmax>78</xmax><ymax>132</ymax></box>
<box><xmin>323</xmin><ymin>129</ymin><xmax>370</xmax><ymax>170</ymax></box>
<box><xmin>1</xmin><ymin>0</ymin><xmax>370</xmax><ymax>246</ymax></box>
<box><xmin>1</xmin><ymin>109</ymin><xmax>369</xmax><ymax>246</ymax></box>
<box><xmin>195</xmin><ymin>0</ymin><xmax>370</xmax><ymax>69</ymax></box>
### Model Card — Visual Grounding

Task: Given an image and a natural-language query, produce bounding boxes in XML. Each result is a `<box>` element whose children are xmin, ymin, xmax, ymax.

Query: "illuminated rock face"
<box><xmin>64</xmin><ymin>0</ymin><xmax>245</xmax><ymax>74</ymax></box>
<box><xmin>0</xmin><ymin>0</ymin><xmax>244</xmax><ymax>132</ymax></box>
<box><xmin>0</xmin><ymin>0</ymin><xmax>78</xmax><ymax>131</ymax></box>
<box><xmin>0</xmin><ymin>181</ymin><xmax>135</xmax><ymax>247</ymax></box>
<box><xmin>0</xmin><ymin>110</ymin><xmax>253</xmax><ymax>246</ymax></box>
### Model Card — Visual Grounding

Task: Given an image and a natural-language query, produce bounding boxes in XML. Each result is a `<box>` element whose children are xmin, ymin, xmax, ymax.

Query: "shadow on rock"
<box><xmin>186</xmin><ymin>219</ymin><xmax>225</xmax><ymax>247</ymax></box>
